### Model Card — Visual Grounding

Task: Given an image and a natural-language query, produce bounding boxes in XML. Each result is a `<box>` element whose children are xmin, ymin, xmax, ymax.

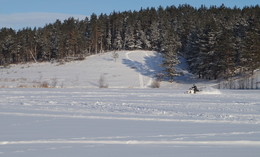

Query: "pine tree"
<box><xmin>113</xmin><ymin>29</ymin><xmax>123</xmax><ymax>50</ymax></box>
<box><xmin>1</xmin><ymin>34</ymin><xmax>15</xmax><ymax>64</ymax></box>
<box><xmin>161</xmin><ymin>50</ymin><xmax>179</xmax><ymax>82</ymax></box>
<box><xmin>90</xmin><ymin>13</ymin><xmax>100</xmax><ymax>54</ymax></box>
<box><xmin>185</xmin><ymin>29</ymin><xmax>200</xmax><ymax>74</ymax></box>
<box><xmin>196</xmin><ymin>19</ymin><xmax>221</xmax><ymax>79</ymax></box>
<box><xmin>125</xmin><ymin>26</ymin><xmax>135</xmax><ymax>50</ymax></box>
<box><xmin>105</xmin><ymin>23</ymin><xmax>112</xmax><ymax>50</ymax></box>
<box><xmin>35</xmin><ymin>28</ymin><xmax>47</xmax><ymax>61</ymax></box>
<box><xmin>243</xmin><ymin>18</ymin><xmax>260</xmax><ymax>74</ymax></box>
<box><xmin>161</xmin><ymin>29</ymin><xmax>180</xmax><ymax>82</ymax></box>
<box><xmin>49</xmin><ymin>27</ymin><xmax>59</xmax><ymax>60</ymax></box>
<box><xmin>134</xmin><ymin>22</ymin><xmax>143</xmax><ymax>49</ymax></box>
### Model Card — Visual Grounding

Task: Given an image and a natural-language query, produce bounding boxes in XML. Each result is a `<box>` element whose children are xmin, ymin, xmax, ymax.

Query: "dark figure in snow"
<box><xmin>191</xmin><ymin>84</ymin><xmax>199</xmax><ymax>93</ymax></box>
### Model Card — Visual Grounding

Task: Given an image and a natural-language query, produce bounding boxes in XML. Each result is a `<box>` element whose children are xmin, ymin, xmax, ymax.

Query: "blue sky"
<box><xmin>1</xmin><ymin>0</ymin><xmax>259</xmax><ymax>30</ymax></box>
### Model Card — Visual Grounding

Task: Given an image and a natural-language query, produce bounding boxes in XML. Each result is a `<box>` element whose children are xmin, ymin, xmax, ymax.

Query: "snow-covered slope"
<box><xmin>0</xmin><ymin>50</ymin><xmax>220</xmax><ymax>90</ymax></box>
<box><xmin>0</xmin><ymin>50</ymin><xmax>165</xmax><ymax>88</ymax></box>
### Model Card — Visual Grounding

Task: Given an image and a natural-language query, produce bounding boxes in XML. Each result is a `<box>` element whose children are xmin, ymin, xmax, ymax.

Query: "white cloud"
<box><xmin>0</xmin><ymin>12</ymin><xmax>87</xmax><ymax>30</ymax></box>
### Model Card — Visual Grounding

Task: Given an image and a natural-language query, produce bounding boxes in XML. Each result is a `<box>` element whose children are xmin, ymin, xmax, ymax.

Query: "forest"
<box><xmin>0</xmin><ymin>4</ymin><xmax>260</xmax><ymax>81</ymax></box>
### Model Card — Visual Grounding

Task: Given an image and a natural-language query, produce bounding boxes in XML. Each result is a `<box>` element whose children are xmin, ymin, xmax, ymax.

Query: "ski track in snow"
<box><xmin>125</xmin><ymin>51</ymin><xmax>146</xmax><ymax>88</ymax></box>
<box><xmin>124</xmin><ymin>50</ymin><xmax>157</xmax><ymax>88</ymax></box>
<box><xmin>0</xmin><ymin>111</ymin><xmax>259</xmax><ymax>124</ymax></box>
<box><xmin>0</xmin><ymin>89</ymin><xmax>260</xmax><ymax>129</ymax></box>
<box><xmin>1</xmin><ymin>139</ymin><xmax>260</xmax><ymax>146</ymax></box>
<box><xmin>1</xmin><ymin>89</ymin><xmax>260</xmax><ymax>125</ymax></box>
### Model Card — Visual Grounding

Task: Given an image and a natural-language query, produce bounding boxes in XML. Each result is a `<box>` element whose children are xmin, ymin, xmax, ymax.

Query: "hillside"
<box><xmin>3</xmin><ymin>50</ymin><xmax>258</xmax><ymax>91</ymax></box>
<box><xmin>0</xmin><ymin>50</ymin><xmax>166</xmax><ymax>88</ymax></box>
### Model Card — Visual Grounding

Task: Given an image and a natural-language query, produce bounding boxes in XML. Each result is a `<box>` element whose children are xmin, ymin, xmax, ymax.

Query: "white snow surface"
<box><xmin>0</xmin><ymin>51</ymin><xmax>165</xmax><ymax>89</ymax></box>
<box><xmin>0</xmin><ymin>50</ymin><xmax>260</xmax><ymax>157</ymax></box>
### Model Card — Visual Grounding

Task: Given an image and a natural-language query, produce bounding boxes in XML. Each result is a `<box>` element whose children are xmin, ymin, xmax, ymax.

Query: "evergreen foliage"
<box><xmin>1</xmin><ymin>5</ymin><xmax>260</xmax><ymax>80</ymax></box>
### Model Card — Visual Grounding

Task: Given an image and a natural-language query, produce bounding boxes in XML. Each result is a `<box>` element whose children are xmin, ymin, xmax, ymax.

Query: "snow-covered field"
<box><xmin>0</xmin><ymin>51</ymin><xmax>260</xmax><ymax>157</ymax></box>
<box><xmin>1</xmin><ymin>88</ymin><xmax>260</xmax><ymax>157</ymax></box>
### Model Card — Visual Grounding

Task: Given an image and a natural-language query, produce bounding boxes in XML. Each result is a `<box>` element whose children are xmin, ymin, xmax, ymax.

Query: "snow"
<box><xmin>1</xmin><ymin>88</ymin><xmax>260</xmax><ymax>157</ymax></box>
<box><xmin>0</xmin><ymin>50</ymin><xmax>260</xmax><ymax>157</ymax></box>
<box><xmin>0</xmin><ymin>50</ymin><xmax>164</xmax><ymax>89</ymax></box>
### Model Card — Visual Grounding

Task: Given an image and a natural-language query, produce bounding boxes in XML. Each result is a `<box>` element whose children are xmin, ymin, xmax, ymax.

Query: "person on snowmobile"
<box><xmin>192</xmin><ymin>84</ymin><xmax>199</xmax><ymax>93</ymax></box>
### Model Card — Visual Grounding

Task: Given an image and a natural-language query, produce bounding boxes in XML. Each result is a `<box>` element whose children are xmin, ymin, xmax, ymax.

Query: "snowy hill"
<box><xmin>0</xmin><ymin>50</ymin><xmax>219</xmax><ymax>90</ymax></box>
<box><xmin>0</xmin><ymin>50</ymin><xmax>164</xmax><ymax>88</ymax></box>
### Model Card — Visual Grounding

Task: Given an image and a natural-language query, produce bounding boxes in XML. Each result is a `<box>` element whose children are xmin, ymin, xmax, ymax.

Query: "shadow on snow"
<box><xmin>122</xmin><ymin>53</ymin><xmax>164</xmax><ymax>79</ymax></box>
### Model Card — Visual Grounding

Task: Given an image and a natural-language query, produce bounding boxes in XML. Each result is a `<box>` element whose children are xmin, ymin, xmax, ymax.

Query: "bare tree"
<box><xmin>112</xmin><ymin>51</ymin><xmax>119</xmax><ymax>62</ymax></box>
<box><xmin>150</xmin><ymin>79</ymin><xmax>160</xmax><ymax>88</ymax></box>
<box><xmin>98</xmin><ymin>74</ymin><xmax>108</xmax><ymax>88</ymax></box>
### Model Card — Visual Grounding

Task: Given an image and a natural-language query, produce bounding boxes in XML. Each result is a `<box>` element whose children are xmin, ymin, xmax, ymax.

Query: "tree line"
<box><xmin>1</xmin><ymin>4</ymin><xmax>260</xmax><ymax>80</ymax></box>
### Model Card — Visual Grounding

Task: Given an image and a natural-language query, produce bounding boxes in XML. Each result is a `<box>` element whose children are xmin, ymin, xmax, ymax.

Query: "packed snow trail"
<box><xmin>125</xmin><ymin>51</ymin><xmax>155</xmax><ymax>88</ymax></box>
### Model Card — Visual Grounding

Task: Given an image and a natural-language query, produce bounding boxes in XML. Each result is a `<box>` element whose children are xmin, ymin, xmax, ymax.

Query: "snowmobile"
<box><xmin>185</xmin><ymin>84</ymin><xmax>201</xmax><ymax>94</ymax></box>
